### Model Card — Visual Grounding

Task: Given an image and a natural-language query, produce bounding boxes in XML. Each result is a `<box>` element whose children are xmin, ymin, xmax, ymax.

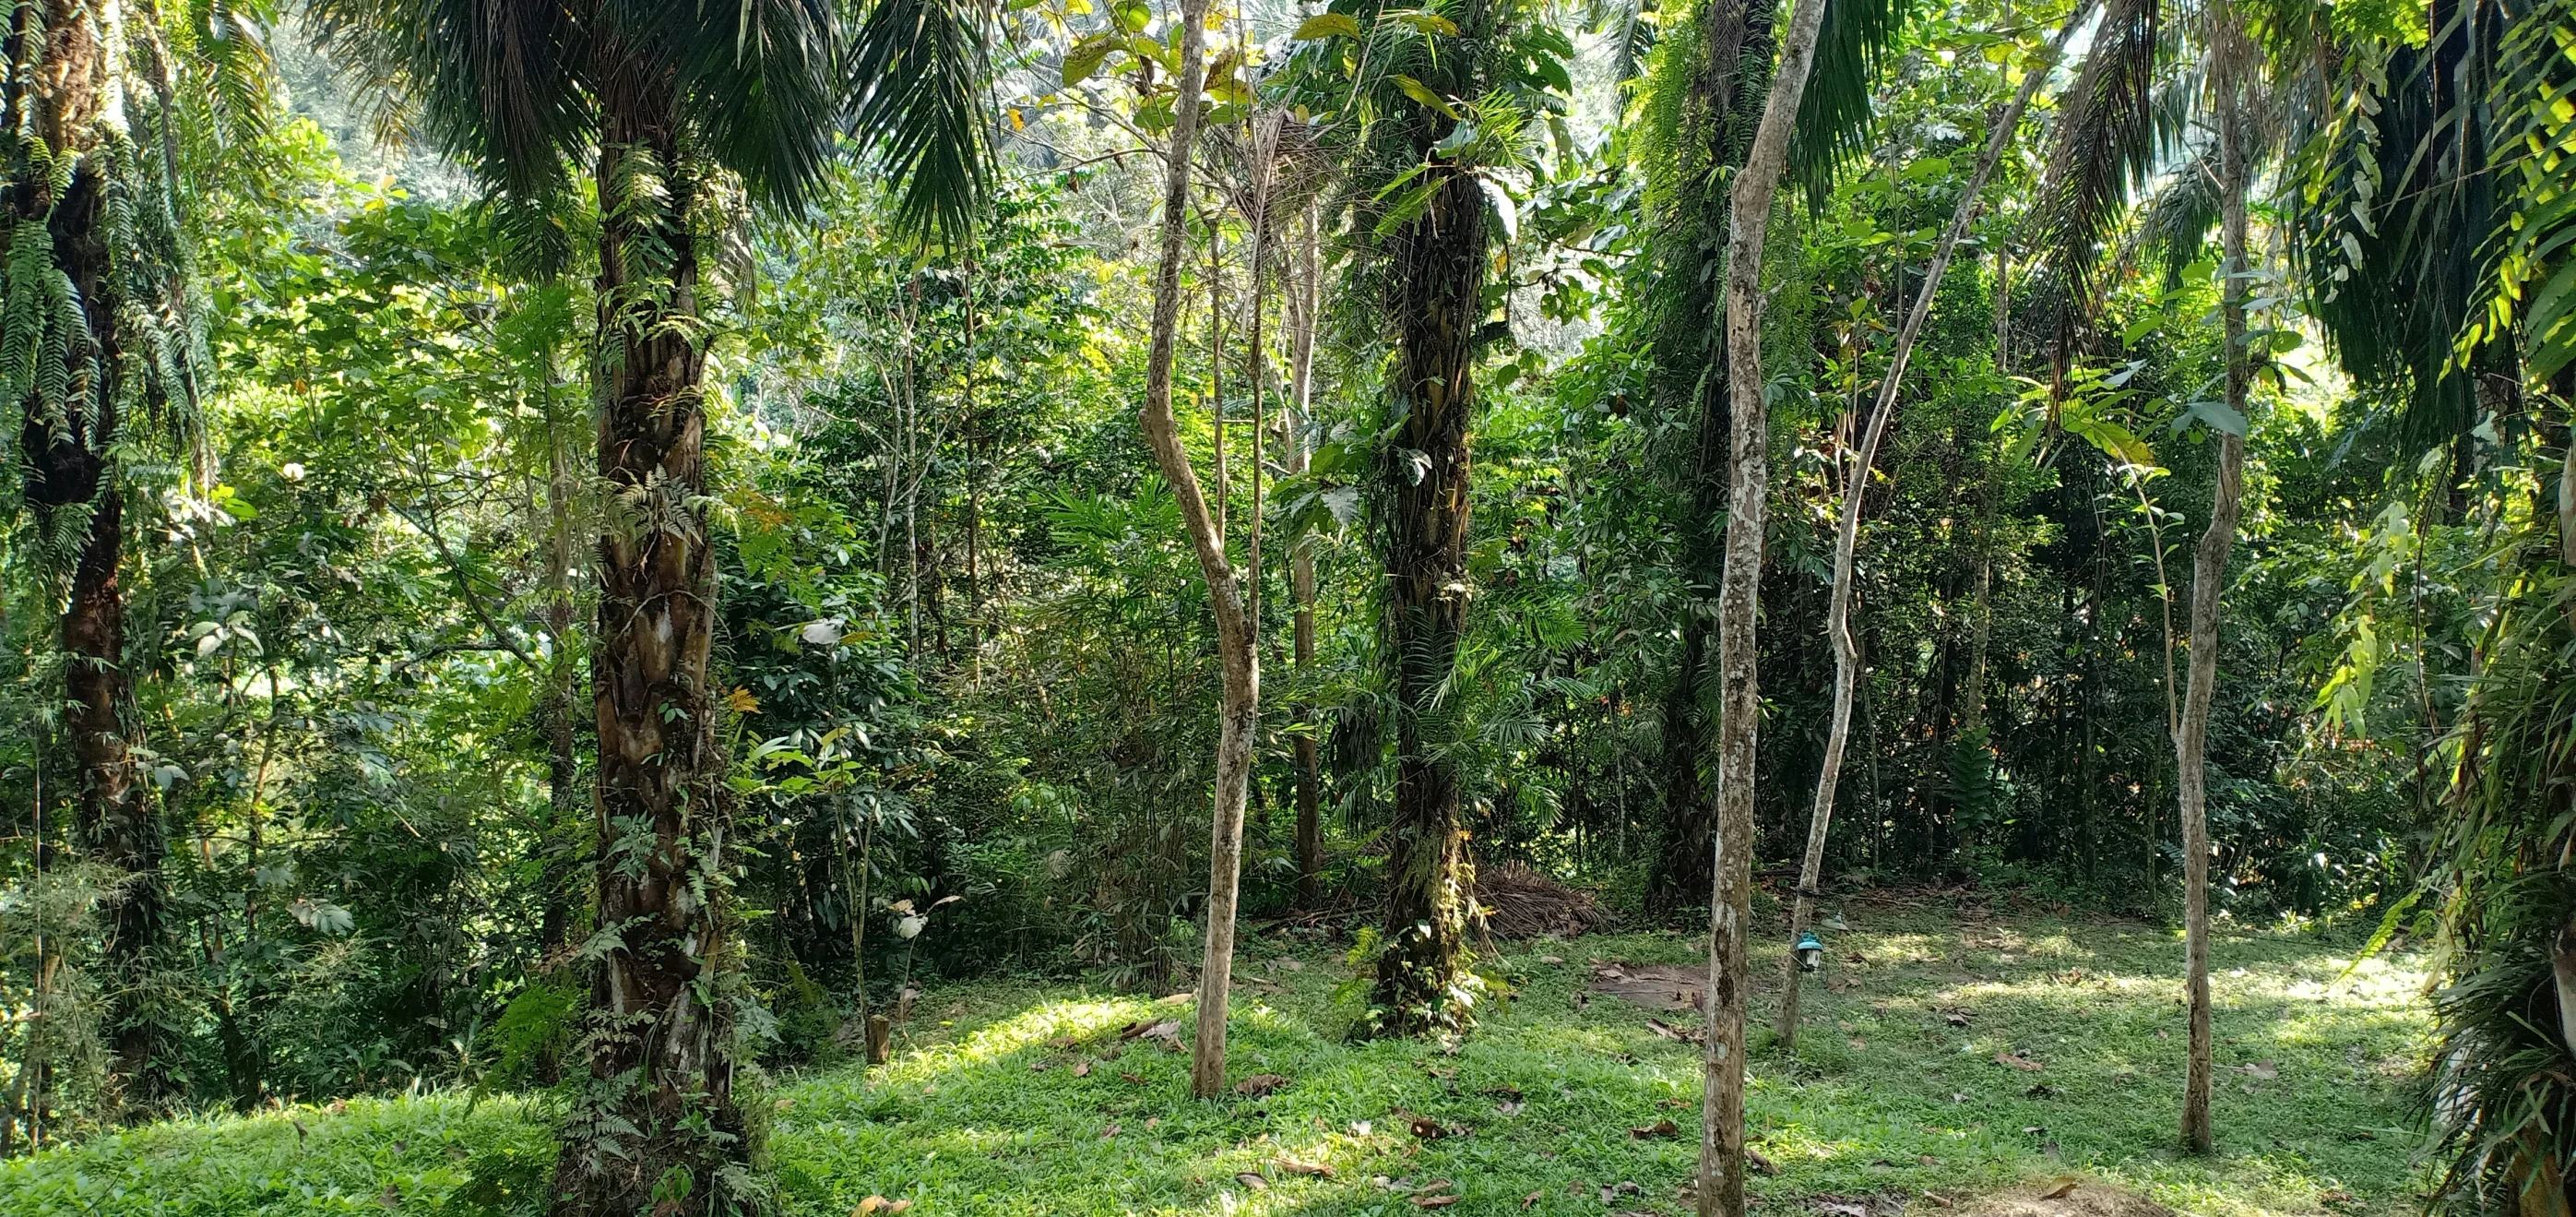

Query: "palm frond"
<box><xmin>650</xmin><ymin>0</ymin><xmax>842</xmax><ymax>209</ymax></box>
<box><xmin>845</xmin><ymin>0</ymin><xmax>994</xmax><ymax>245</ymax></box>
<box><xmin>303</xmin><ymin>0</ymin><xmax>589</xmax><ymax>200</ymax></box>
<box><xmin>2136</xmin><ymin>142</ymin><xmax>2217</xmax><ymax>286</ymax></box>
<box><xmin>1789</xmin><ymin>0</ymin><xmax>1914</xmax><ymax>203</ymax></box>
<box><xmin>2028</xmin><ymin>0</ymin><xmax>2163</xmax><ymax>331</ymax></box>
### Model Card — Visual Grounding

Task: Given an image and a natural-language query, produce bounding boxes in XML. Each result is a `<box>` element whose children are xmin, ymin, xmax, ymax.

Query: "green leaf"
<box><xmin>1062</xmin><ymin>36</ymin><xmax>1119</xmax><ymax>85</ymax></box>
<box><xmin>1293</xmin><ymin>12</ymin><xmax>1364</xmax><ymax>39</ymax></box>
<box><xmin>1390</xmin><ymin>75</ymin><xmax>1460</xmax><ymax>117</ymax></box>
<box><xmin>2170</xmin><ymin>400</ymin><xmax>2249</xmax><ymax>438</ymax></box>
<box><xmin>1389</xmin><ymin>10</ymin><xmax>1461</xmax><ymax>35</ymax></box>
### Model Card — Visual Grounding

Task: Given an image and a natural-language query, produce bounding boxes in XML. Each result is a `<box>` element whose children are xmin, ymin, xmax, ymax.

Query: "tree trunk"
<box><xmin>1644</xmin><ymin>0</ymin><xmax>1771</xmax><ymax>924</ymax></box>
<box><xmin>1775</xmin><ymin>6</ymin><xmax>2087</xmax><ymax>1044</ymax></box>
<box><xmin>1701</xmin><ymin>0</ymin><xmax>1829</xmax><ymax>1210</ymax></box>
<box><xmin>14</xmin><ymin>0</ymin><xmax>168</xmax><ymax>1107</ymax></box>
<box><xmin>2178</xmin><ymin>31</ymin><xmax>2252</xmax><ymax>1157</ymax></box>
<box><xmin>540</xmin><ymin>386</ymin><xmax>580</xmax><ymax>972</ymax></box>
<box><xmin>552</xmin><ymin>69</ymin><xmax>750</xmax><ymax>1216</ymax></box>
<box><xmin>1132</xmin><ymin>0</ymin><xmax>1259</xmax><ymax>1099</ymax></box>
<box><xmin>1371</xmin><ymin>164</ymin><xmax>1486</xmax><ymax>1038</ymax></box>
<box><xmin>1290</xmin><ymin>204</ymin><xmax>1324</xmax><ymax>911</ymax></box>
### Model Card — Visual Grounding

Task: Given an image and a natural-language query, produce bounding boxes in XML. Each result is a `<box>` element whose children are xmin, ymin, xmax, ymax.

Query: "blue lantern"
<box><xmin>1795</xmin><ymin>930</ymin><xmax>1825</xmax><ymax>972</ymax></box>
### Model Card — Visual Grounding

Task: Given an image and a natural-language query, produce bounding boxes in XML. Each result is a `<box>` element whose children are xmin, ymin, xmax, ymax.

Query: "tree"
<box><xmin>1123</xmin><ymin>0</ymin><xmax>1257</xmax><ymax>1100</ymax></box>
<box><xmin>1701</xmin><ymin>0</ymin><xmax>1830</xmax><ymax>1211</ymax></box>
<box><xmin>305</xmin><ymin>0</ymin><xmax>985</xmax><ymax>1207</ymax></box>
<box><xmin>2</xmin><ymin>0</ymin><xmax>230</xmax><ymax>1107</ymax></box>
<box><xmin>1775</xmin><ymin>0</ymin><xmax>2093</xmax><ymax>1046</ymax></box>
<box><xmin>1285</xmin><ymin>0</ymin><xmax>1572</xmax><ymax>1037</ymax></box>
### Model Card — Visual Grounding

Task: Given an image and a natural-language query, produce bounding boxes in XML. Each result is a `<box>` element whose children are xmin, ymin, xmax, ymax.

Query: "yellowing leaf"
<box><xmin>1294</xmin><ymin>12</ymin><xmax>1363</xmax><ymax>38</ymax></box>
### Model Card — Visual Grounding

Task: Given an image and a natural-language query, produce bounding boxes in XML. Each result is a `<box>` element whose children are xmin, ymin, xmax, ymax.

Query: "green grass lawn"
<box><xmin>0</xmin><ymin>900</ymin><xmax>2431</xmax><ymax>1216</ymax></box>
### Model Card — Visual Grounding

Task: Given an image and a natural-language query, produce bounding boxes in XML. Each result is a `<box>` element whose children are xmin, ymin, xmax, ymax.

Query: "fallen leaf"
<box><xmin>1029</xmin><ymin>1057</ymin><xmax>1053</xmax><ymax>1071</ymax></box>
<box><xmin>2025</xmin><ymin>1084</ymin><xmax>2056</xmax><ymax>1098</ymax></box>
<box><xmin>1995</xmin><ymin>1051</ymin><xmax>2045</xmax><ymax>1072</ymax></box>
<box><xmin>1409</xmin><ymin>1116</ymin><xmax>1451</xmax><ymax>1139</ymax></box>
<box><xmin>1237</xmin><ymin>1173</ymin><xmax>1271</xmax><ymax>1191</ymax></box>
<box><xmin>882</xmin><ymin>1205</ymin><xmax>913</xmax><ymax>1216</ymax></box>
<box><xmin>1495</xmin><ymin>1101</ymin><xmax>1525</xmax><ymax>1116</ymax></box>
<box><xmin>1944</xmin><ymin>1010</ymin><xmax>1973</xmax><ymax>1027</ymax></box>
<box><xmin>1236</xmin><ymin>1073</ymin><xmax>1291</xmax><ymax>1097</ymax></box>
<box><xmin>1524</xmin><ymin>1191</ymin><xmax>1544</xmax><ymax>1210</ymax></box>
<box><xmin>1918</xmin><ymin>1155</ymin><xmax>1939</xmax><ymax>1166</ymax></box>
<box><xmin>1849</xmin><ymin>1037</ymin><xmax>1868</xmax><ymax>1050</ymax></box>
<box><xmin>1924</xmin><ymin>1193</ymin><xmax>1955</xmax><ymax>1209</ymax></box>
<box><xmin>1145</xmin><ymin>1116</ymin><xmax>1160</xmax><ymax>1130</ymax></box>
<box><xmin>1047</xmin><ymin>1034</ymin><xmax>1081</xmax><ymax>1050</ymax></box>
<box><xmin>1631</xmin><ymin>1118</ymin><xmax>1680</xmax><ymax>1139</ymax></box>
<box><xmin>1072</xmin><ymin>1060</ymin><xmax>1092</xmax><ymax>1077</ymax></box>
<box><xmin>1101</xmin><ymin>1123</ymin><xmax>1120</xmax><ymax>1138</ymax></box>
<box><xmin>1120</xmin><ymin>1071</ymin><xmax>1146</xmax><ymax>1084</ymax></box>
<box><xmin>1659</xmin><ymin>1097</ymin><xmax>1693</xmax><ymax>1109</ymax></box>
<box><xmin>1415</xmin><ymin>1197</ymin><xmax>1461</xmax><ymax>1210</ymax></box>
<box><xmin>1276</xmin><ymin>958</ymin><xmax>1305</xmax><ymax>972</ymax></box>
<box><xmin>1539</xmin><ymin>955</ymin><xmax>1565</xmax><ymax>965</ymax></box>
<box><xmin>1950</xmin><ymin>1092</ymin><xmax>1971</xmax><ymax>1103</ymax></box>
<box><xmin>376</xmin><ymin>1184</ymin><xmax>401</xmax><ymax>1210</ymax></box>
<box><xmin>851</xmin><ymin>1199</ymin><xmax>896</xmax><ymax>1217</ymax></box>
<box><xmin>2242</xmin><ymin>1060</ymin><xmax>2279</xmax><ymax>1080</ymax></box>
<box><xmin>2041</xmin><ymin>1179</ymin><xmax>2080</xmax><ymax>1199</ymax></box>
<box><xmin>1276</xmin><ymin>1158</ymin><xmax>1334</xmax><ymax>1177</ymax></box>
<box><xmin>1350</xmin><ymin>1120</ymin><xmax>1373</xmax><ymax>1136</ymax></box>
<box><xmin>1818</xmin><ymin>1200</ymin><xmax>1870</xmax><ymax>1217</ymax></box>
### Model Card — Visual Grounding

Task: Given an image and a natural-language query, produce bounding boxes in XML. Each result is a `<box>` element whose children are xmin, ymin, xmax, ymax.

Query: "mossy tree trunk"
<box><xmin>552</xmin><ymin>57</ymin><xmax>752</xmax><ymax>1216</ymax></box>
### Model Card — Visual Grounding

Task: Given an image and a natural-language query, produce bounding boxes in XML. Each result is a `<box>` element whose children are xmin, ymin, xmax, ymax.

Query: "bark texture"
<box><xmin>13</xmin><ymin>0</ymin><xmax>168</xmax><ymax>1103</ymax></box>
<box><xmin>1701</xmin><ymin>0</ymin><xmax>1829</xmax><ymax>1210</ymax></box>
<box><xmin>552</xmin><ymin>62</ymin><xmax>750</xmax><ymax>1216</ymax></box>
<box><xmin>1371</xmin><ymin>164</ymin><xmax>1486</xmax><ymax>1036</ymax></box>
<box><xmin>1290</xmin><ymin>204</ymin><xmax>1324</xmax><ymax>909</ymax></box>
<box><xmin>1644</xmin><ymin>0</ymin><xmax>1767</xmax><ymax>923</ymax></box>
<box><xmin>1775</xmin><ymin>5</ymin><xmax>2088</xmax><ymax>1044</ymax></box>
<box><xmin>2178</xmin><ymin>29</ymin><xmax>2252</xmax><ymax>1156</ymax></box>
<box><xmin>1130</xmin><ymin>0</ymin><xmax>1262</xmax><ymax>1098</ymax></box>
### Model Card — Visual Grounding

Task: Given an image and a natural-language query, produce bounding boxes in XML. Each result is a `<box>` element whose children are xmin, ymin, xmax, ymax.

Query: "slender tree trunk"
<box><xmin>1132</xmin><ymin>0</ymin><xmax>1258</xmax><ymax>1098</ymax></box>
<box><xmin>2178</xmin><ymin>27</ymin><xmax>2252</xmax><ymax>1157</ymax></box>
<box><xmin>540</xmin><ymin>381</ymin><xmax>580</xmax><ymax>972</ymax></box>
<box><xmin>1289</xmin><ymin>204</ymin><xmax>1324</xmax><ymax>906</ymax></box>
<box><xmin>1645</xmin><ymin>0</ymin><xmax>1767</xmax><ymax>924</ymax></box>
<box><xmin>1700</xmin><ymin>0</ymin><xmax>1829</xmax><ymax>1209</ymax></box>
<box><xmin>13</xmin><ymin>0</ymin><xmax>170</xmax><ymax>1107</ymax></box>
<box><xmin>1775</xmin><ymin>6</ymin><xmax>2086</xmax><ymax>1044</ymax></box>
<box><xmin>552</xmin><ymin>67</ymin><xmax>749</xmax><ymax>1216</ymax></box>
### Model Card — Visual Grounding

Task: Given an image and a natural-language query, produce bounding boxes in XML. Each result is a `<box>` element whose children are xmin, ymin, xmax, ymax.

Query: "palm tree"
<box><xmin>1281</xmin><ymin>0</ymin><xmax>1570</xmax><ymax>1038</ymax></box>
<box><xmin>3</xmin><ymin>0</ymin><xmax>239</xmax><ymax>1108</ymax></box>
<box><xmin>306</xmin><ymin>1</ymin><xmax>988</xmax><ymax>1209</ymax></box>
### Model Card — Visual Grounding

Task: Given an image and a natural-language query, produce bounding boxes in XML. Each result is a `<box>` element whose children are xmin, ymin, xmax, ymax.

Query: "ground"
<box><xmin>0</xmin><ymin>896</ymin><xmax>2430</xmax><ymax>1216</ymax></box>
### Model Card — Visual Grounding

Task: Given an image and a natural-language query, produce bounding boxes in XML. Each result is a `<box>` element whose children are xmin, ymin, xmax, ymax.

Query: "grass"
<box><xmin>0</xmin><ymin>899</ymin><xmax>2431</xmax><ymax>1216</ymax></box>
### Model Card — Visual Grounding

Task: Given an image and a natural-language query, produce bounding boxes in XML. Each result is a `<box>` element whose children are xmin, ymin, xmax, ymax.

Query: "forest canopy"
<box><xmin>0</xmin><ymin>0</ymin><xmax>2570</xmax><ymax>1213</ymax></box>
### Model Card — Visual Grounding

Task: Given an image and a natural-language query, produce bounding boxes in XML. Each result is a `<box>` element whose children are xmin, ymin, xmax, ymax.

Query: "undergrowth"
<box><xmin>0</xmin><ymin>902</ymin><xmax>2430</xmax><ymax>1216</ymax></box>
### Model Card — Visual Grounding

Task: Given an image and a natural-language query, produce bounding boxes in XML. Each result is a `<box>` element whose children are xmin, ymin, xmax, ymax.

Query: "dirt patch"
<box><xmin>1589</xmin><ymin>961</ymin><xmax>1710</xmax><ymax>1012</ymax></box>
<box><xmin>1476</xmin><ymin>863</ymin><xmax>1614</xmax><ymax>938</ymax></box>
<box><xmin>1949</xmin><ymin>1183</ymin><xmax>2176</xmax><ymax>1217</ymax></box>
